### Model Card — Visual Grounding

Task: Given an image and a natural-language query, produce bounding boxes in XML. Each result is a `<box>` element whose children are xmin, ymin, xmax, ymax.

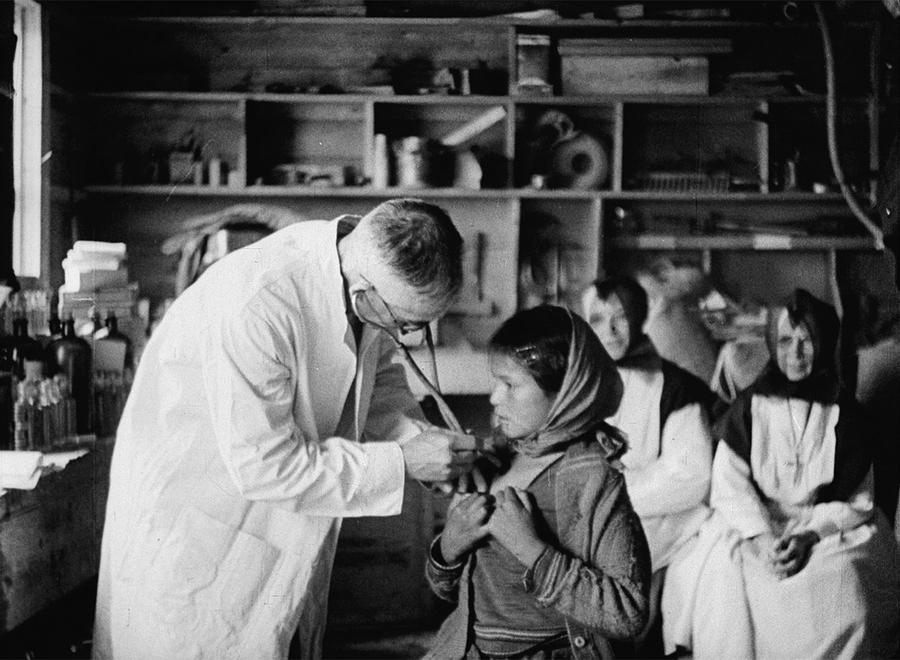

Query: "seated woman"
<box><xmin>425</xmin><ymin>305</ymin><xmax>651</xmax><ymax>660</ymax></box>
<box><xmin>581</xmin><ymin>277</ymin><xmax>715</xmax><ymax>650</ymax></box>
<box><xmin>682</xmin><ymin>288</ymin><xmax>900</xmax><ymax>658</ymax></box>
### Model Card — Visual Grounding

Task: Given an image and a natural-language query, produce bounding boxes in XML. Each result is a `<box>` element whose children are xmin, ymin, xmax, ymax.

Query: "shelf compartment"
<box><xmin>604</xmin><ymin>197</ymin><xmax>873</xmax><ymax>245</ymax></box>
<box><xmin>72</xmin><ymin>18</ymin><xmax>509</xmax><ymax>95</ymax></box>
<box><xmin>373</xmin><ymin>102</ymin><xmax>511</xmax><ymax>188</ymax></box>
<box><xmin>83</xmin><ymin>96</ymin><xmax>245</xmax><ymax>187</ymax></box>
<box><xmin>245</xmin><ymin>100</ymin><xmax>367</xmax><ymax>188</ymax></box>
<box><xmin>767</xmin><ymin>102</ymin><xmax>872</xmax><ymax>195</ymax></box>
<box><xmin>514</xmin><ymin>102</ymin><xmax>617</xmax><ymax>190</ymax></box>
<box><xmin>622</xmin><ymin>102</ymin><xmax>765</xmax><ymax>192</ymax></box>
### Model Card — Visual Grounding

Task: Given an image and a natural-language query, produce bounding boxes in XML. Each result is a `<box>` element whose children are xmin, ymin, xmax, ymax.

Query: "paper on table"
<box><xmin>0</xmin><ymin>449</ymin><xmax>89</xmax><ymax>491</ymax></box>
<box><xmin>0</xmin><ymin>451</ymin><xmax>43</xmax><ymax>490</ymax></box>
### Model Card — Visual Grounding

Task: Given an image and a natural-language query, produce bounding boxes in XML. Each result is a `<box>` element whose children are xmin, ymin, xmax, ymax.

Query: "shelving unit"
<box><xmin>45</xmin><ymin>10</ymin><xmax>891</xmax><ymax>393</ymax></box>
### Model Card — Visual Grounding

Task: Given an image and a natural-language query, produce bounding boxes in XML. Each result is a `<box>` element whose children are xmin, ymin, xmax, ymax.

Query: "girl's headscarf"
<box><xmin>756</xmin><ymin>288</ymin><xmax>841</xmax><ymax>403</ymax></box>
<box><xmin>493</xmin><ymin>306</ymin><xmax>626</xmax><ymax>459</ymax></box>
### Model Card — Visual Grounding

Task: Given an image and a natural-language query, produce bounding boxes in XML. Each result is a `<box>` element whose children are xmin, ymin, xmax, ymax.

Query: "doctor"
<box><xmin>93</xmin><ymin>198</ymin><xmax>479</xmax><ymax>659</ymax></box>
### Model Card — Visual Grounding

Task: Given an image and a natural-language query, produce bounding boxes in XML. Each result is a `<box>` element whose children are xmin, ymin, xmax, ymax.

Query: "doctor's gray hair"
<box><xmin>368</xmin><ymin>198</ymin><xmax>463</xmax><ymax>300</ymax></box>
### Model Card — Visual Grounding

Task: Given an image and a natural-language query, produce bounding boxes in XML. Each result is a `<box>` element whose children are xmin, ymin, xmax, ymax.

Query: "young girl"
<box><xmin>425</xmin><ymin>305</ymin><xmax>651</xmax><ymax>660</ymax></box>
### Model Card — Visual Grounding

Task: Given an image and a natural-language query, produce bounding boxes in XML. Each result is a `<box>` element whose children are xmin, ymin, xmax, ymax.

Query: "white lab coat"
<box><xmin>93</xmin><ymin>218</ymin><xmax>426</xmax><ymax>659</ymax></box>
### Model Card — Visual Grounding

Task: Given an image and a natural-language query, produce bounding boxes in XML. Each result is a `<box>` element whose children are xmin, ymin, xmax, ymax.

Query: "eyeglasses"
<box><xmin>350</xmin><ymin>283</ymin><xmax>430</xmax><ymax>336</ymax></box>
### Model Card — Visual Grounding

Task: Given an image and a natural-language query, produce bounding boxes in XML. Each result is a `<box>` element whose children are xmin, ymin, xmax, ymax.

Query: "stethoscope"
<box><xmin>348</xmin><ymin>284</ymin><xmax>464</xmax><ymax>434</ymax></box>
<box><xmin>349</xmin><ymin>285</ymin><xmax>498</xmax><ymax>491</ymax></box>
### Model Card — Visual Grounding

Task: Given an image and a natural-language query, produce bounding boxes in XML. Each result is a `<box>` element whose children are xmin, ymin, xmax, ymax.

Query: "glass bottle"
<box><xmin>47</xmin><ymin>308</ymin><xmax>63</xmax><ymax>342</ymax></box>
<box><xmin>46</xmin><ymin>315</ymin><xmax>92</xmax><ymax>434</ymax></box>
<box><xmin>0</xmin><ymin>316</ymin><xmax>44</xmax><ymax>380</ymax></box>
<box><xmin>77</xmin><ymin>306</ymin><xmax>103</xmax><ymax>339</ymax></box>
<box><xmin>93</xmin><ymin>310</ymin><xmax>134</xmax><ymax>371</ymax></box>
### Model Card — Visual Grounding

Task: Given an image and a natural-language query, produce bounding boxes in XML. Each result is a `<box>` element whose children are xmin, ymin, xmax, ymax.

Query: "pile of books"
<box><xmin>59</xmin><ymin>241</ymin><xmax>138</xmax><ymax>330</ymax></box>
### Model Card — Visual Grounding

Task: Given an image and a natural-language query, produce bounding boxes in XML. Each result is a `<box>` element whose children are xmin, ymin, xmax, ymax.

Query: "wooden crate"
<box><xmin>561</xmin><ymin>53</ymin><xmax>709</xmax><ymax>95</ymax></box>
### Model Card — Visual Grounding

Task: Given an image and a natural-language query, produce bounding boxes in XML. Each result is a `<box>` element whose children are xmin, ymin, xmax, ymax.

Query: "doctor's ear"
<box><xmin>348</xmin><ymin>279</ymin><xmax>372</xmax><ymax>296</ymax></box>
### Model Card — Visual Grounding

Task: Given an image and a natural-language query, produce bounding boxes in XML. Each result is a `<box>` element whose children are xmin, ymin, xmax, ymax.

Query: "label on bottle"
<box><xmin>94</xmin><ymin>340</ymin><xmax>127</xmax><ymax>373</ymax></box>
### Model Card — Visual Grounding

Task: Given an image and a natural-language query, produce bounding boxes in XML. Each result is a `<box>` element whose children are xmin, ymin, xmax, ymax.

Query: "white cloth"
<box><xmin>0</xmin><ymin>449</ymin><xmax>90</xmax><ymax>491</ymax></box>
<box><xmin>609</xmin><ymin>367</ymin><xmax>713</xmax><ymax>569</ymax></box>
<box><xmin>669</xmin><ymin>398</ymin><xmax>900</xmax><ymax>658</ymax></box>
<box><xmin>93</xmin><ymin>218</ymin><xmax>426</xmax><ymax>660</ymax></box>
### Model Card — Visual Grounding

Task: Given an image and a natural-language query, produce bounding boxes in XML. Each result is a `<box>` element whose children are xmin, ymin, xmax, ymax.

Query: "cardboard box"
<box><xmin>561</xmin><ymin>53</ymin><xmax>709</xmax><ymax>95</ymax></box>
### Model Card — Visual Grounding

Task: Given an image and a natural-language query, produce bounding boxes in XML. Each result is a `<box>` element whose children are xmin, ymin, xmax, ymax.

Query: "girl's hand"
<box><xmin>488</xmin><ymin>487</ymin><xmax>547</xmax><ymax>568</ymax></box>
<box><xmin>771</xmin><ymin>531</ymin><xmax>819</xmax><ymax>579</ymax></box>
<box><xmin>440</xmin><ymin>493</ymin><xmax>493</xmax><ymax>564</ymax></box>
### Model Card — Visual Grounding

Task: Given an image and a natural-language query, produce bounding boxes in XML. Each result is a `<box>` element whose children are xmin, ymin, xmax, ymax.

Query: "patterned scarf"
<box><xmin>514</xmin><ymin>310</ymin><xmax>627</xmax><ymax>460</ymax></box>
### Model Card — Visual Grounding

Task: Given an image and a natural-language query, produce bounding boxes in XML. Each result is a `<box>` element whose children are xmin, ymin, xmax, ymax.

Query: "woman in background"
<box><xmin>582</xmin><ymin>277</ymin><xmax>715</xmax><ymax>653</ymax></box>
<box><xmin>425</xmin><ymin>305</ymin><xmax>651</xmax><ymax>659</ymax></box>
<box><xmin>684</xmin><ymin>288</ymin><xmax>900</xmax><ymax>658</ymax></box>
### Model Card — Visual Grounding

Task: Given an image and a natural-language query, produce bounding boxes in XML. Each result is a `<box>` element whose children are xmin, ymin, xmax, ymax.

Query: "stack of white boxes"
<box><xmin>59</xmin><ymin>241</ymin><xmax>140</xmax><ymax>345</ymax></box>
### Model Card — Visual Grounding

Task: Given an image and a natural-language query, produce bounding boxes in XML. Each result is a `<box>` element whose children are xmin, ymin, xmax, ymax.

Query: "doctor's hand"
<box><xmin>399</xmin><ymin>428</ymin><xmax>479</xmax><ymax>484</ymax></box>
<box><xmin>488</xmin><ymin>487</ymin><xmax>547</xmax><ymax>569</ymax></box>
<box><xmin>440</xmin><ymin>493</ymin><xmax>494</xmax><ymax>564</ymax></box>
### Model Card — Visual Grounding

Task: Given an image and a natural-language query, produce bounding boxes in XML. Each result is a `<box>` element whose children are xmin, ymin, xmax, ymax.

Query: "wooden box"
<box><xmin>559</xmin><ymin>39</ymin><xmax>722</xmax><ymax>96</ymax></box>
<box><xmin>561</xmin><ymin>53</ymin><xmax>709</xmax><ymax>95</ymax></box>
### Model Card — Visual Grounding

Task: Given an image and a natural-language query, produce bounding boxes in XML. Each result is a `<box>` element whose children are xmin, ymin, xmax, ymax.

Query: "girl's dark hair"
<box><xmin>591</xmin><ymin>276</ymin><xmax>648</xmax><ymax>330</ymax></box>
<box><xmin>489</xmin><ymin>305</ymin><xmax>571</xmax><ymax>393</ymax></box>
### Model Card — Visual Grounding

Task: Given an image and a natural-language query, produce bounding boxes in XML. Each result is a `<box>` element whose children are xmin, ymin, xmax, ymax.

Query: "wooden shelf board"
<box><xmin>610</xmin><ymin>191</ymin><xmax>848</xmax><ymax>202</ymax></box>
<box><xmin>115</xmin><ymin>16</ymin><xmax>876</xmax><ymax>30</ymax></box>
<box><xmin>87</xmin><ymin>91</ymin><xmax>246</xmax><ymax>103</ymax></box>
<box><xmin>82</xmin><ymin>186</ymin><xmax>861</xmax><ymax>204</ymax></box>
<box><xmin>83</xmin><ymin>91</ymin><xmax>875</xmax><ymax>107</ymax></box>
<box><xmin>82</xmin><ymin>185</ymin><xmax>607</xmax><ymax>199</ymax></box>
<box><xmin>609</xmin><ymin>234</ymin><xmax>877</xmax><ymax>250</ymax></box>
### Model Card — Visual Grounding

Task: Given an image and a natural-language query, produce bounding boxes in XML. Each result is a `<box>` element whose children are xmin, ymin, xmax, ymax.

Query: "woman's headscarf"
<box><xmin>756</xmin><ymin>288</ymin><xmax>841</xmax><ymax>403</ymax></box>
<box><xmin>714</xmin><ymin>289</ymin><xmax>871</xmax><ymax>502</ymax></box>
<box><xmin>590</xmin><ymin>277</ymin><xmax>660</xmax><ymax>370</ymax></box>
<box><xmin>495</xmin><ymin>306</ymin><xmax>625</xmax><ymax>459</ymax></box>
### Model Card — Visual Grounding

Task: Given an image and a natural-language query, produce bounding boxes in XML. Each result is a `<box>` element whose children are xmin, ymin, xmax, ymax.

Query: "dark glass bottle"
<box><xmin>48</xmin><ymin>310</ymin><xmax>63</xmax><ymax>341</ymax></box>
<box><xmin>93</xmin><ymin>311</ymin><xmax>133</xmax><ymax>370</ymax></box>
<box><xmin>0</xmin><ymin>317</ymin><xmax>43</xmax><ymax>380</ymax></box>
<box><xmin>46</xmin><ymin>316</ymin><xmax>92</xmax><ymax>434</ymax></box>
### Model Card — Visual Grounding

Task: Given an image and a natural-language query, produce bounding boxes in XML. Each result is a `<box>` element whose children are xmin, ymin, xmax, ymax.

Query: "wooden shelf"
<box><xmin>81</xmin><ymin>185</ymin><xmax>862</xmax><ymax>204</ymax></box>
<box><xmin>81</xmin><ymin>184</ymin><xmax>606</xmax><ymax>200</ymax></box>
<box><xmin>110</xmin><ymin>15</ymin><xmax>877</xmax><ymax>30</ymax></box>
<box><xmin>84</xmin><ymin>90</ymin><xmax>874</xmax><ymax>106</ymax></box>
<box><xmin>609</xmin><ymin>191</ymin><xmax>849</xmax><ymax>201</ymax></box>
<box><xmin>54</xmin><ymin>9</ymin><xmax>886</xmax><ymax>328</ymax></box>
<box><xmin>87</xmin><ymin>91</ymin><xmax>246</xmax><ymax>102</ymax></box>
<box><xmin>609</xmin><ymin>233</ymin><xmax>877</xmax><ymax>251</ymax></box>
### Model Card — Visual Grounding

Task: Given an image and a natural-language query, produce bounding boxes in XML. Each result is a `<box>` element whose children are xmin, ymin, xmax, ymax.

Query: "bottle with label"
<box><xmin>373</xmin><ymin>133</ymin><xmax>390</xmax><ymax>188</ymax></box>
<box><xmin>208</xmin><ymin>154</ymin><xmax>222</xmax><ymax>188</ymax></box>
<box><xmin>93</xmin><ymin>311</ymin><xmax>134</xmax><ymax>372</ymax></box>
<box><xmin>46</xmin><ymin>315</ymin><xmax>93</xmax><ymax>434</ymax></box>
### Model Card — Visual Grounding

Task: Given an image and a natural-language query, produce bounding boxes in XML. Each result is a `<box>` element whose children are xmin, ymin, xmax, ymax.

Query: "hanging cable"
<box><xmin>814</xmin><ymin>1</ymin><xmax>885</xmax><ymax>249</ymax></box>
